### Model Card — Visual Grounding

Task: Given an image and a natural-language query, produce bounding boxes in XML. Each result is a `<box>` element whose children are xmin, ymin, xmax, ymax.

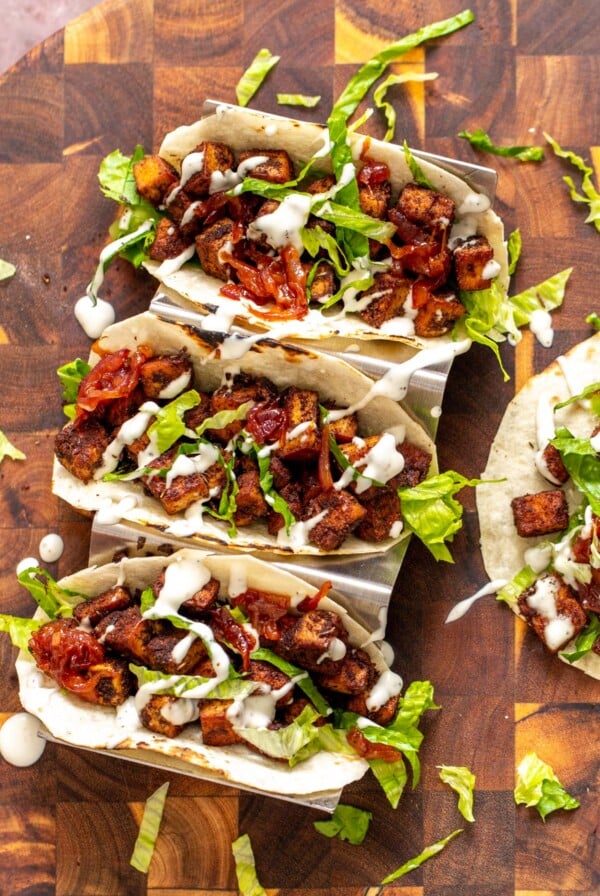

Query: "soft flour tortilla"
<box><xmin>17</xmin><ymin>549</ymin><xmax>395</xmax><ymax>796</ymax></box>
<box><xmin>53</xmin><ymin>311</ymin><xmax>436</xmax><ymax>555</ymax></box>
<box><xmin>476</xmin><ymin>332</ymin><xmax>600</xmax><ymax>678</ymax></box>
<box><xmin>144</xmin><ymin>104</ymin><xmax>508</xmax><ymax>347</ymax></box>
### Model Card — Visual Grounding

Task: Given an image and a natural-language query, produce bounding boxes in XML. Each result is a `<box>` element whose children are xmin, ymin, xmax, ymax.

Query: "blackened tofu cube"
<box><xmin>517</xmin><ymin>573</ymin><xmax>588</xmax><ymax>652</ymax></box>
<box><xmin>359</xmin><ymin>180</ymin><xmax>392</xmax><ymax>219</ymax></box>
<box><xmin>144</xmin><ymin>631</ymin><xmax>209</xmax><ymax>674</ymax></box>
<box><xmin>139</xmin><ymin>350</ymin><xmax>192</xmax><ymax>400</ymax></box>
<box><xmin>276</xmin><ymin>388</ymin><xmax>321</xmax><ymax>461</ymax></box>
<box><xmin>238</xmin><ymin>149</ymin><xmax>294</xmax><ymax>184</ymax></box>
<box><xmin>306</xmin><ymin>175</ymin><xmax>336</xmax><ymax>194</ymax></box>
<box><xmin>392</xmin><ymin>442</ymin><xmax>432</xmax><ymax>488</ymax></box>
<box><xmin>142</xmin><ymin>446</ymin><xmax>226</xmax><ymax>515</ymax></box>
<box><xmin>309</xmin><ymin>262</ymin><xmax>336</xmax><ymax>303</ymax></box>
<box><xmin>414</xmin><ymin>293</ymin><xmax>466</xmax><ymax>338</ymax></box>
<box><xmin>324</xmin><ymin>407</ymin><xmax>358</xmax><ymax>444</ymax></box>
<box><xmin>140</xmin><ymin>694</ymin><xmax>191</xmax><ymax>738</ymax></box>
<box><xmin>152</xmin><ymin>567</ymin><xmax>220</xmax><ymax>620</ymax></box>
<box><xmin>346</xmin><ymin>689</ymin><xmax>400</xmax><ymax>727</ymax></box>
<box><xmin>396</xmin><ymin>182</ymin><xmax>456</xmax><ymax>232</ymax></box>
<box><xmin>511</xmin><ymin>489</ymin><xmax>569</xmax><ymax>538</ymax></box>
<box><xmin>133</xmin><ymin>154</ymin><xmax>179</xmax><ymax>206</ymax></box>
<box><xmin>247</xmin><ymin>659</ymin><xmax>293</xmax><ymax>708</ymax></box>
<box><xmin>315</xmin><ymin>648</ymin><xmax>376</xmax><ymax>694</ymax></box>
<box><xmin>199</xmin><ymin>699</ymin><xmax>244</xmax><ymax>746</ymax></box>
<box><xmin>307</xmin><ymin>489</ymin><xmax>367</xmax><ymax>551</ymax></box>
<box><xmin>148</xmin><ymin>217</ymin><xmax>194</xmax><ymax>261</ymax></box>
<box><xmin>210</xmin><ymin>373</ymin><xmax>278</xmax><ymax>442</ymax></box>
<box><xmin>234</xmin><ymin>457</ymin><xmax>269</xmax><ymax>526</ymax></box>
<box><xmin>195</xmin><ymin>217</ymin><xmax>234</xmax><ymax>280</ymax></box>
<box><xmin>453</xmin><ymin>235</ymin><xmax>495</xmax><ymax>290</ymax></box>
<box><xmin>183</xmin><ymin>141</ymin><xmax>235</xmax><ymax>198</ymax></box>
<box><xmin>539</xmin><ymin>442</ymin><xmax>570</xmax><ymax>484</ymax></box>
<box><xmin>355</xmin><ymin>487</ymin><xmax>402</xmax><ymax>542</ymax></box>
<box><xmin>73</xmin><ymin>586</ymin><xmax>134</xmax><ymax>627</ymax></box>
<box><xmin>278</xmin><ymin>609</ymin><xmax>346</xmax><ymax>670</ymax></box>
<box><xmin>55</xmin><ymin>417</ymin><xmax>111</xmax><ymax>484</ymax></box>
<box><xmin>94</xmin><ymin>606</ymin><xmax>158</xmax><ymax>664</ymax></box>
<box><xmin>359</xmin><ymin>272</ymin><xmax>412</xmax><ymax>329</ymax></box>
<box><xmin>89</xmin><ymin>658</ymin><xmax>134</xmax><ymax>706</ymax></box>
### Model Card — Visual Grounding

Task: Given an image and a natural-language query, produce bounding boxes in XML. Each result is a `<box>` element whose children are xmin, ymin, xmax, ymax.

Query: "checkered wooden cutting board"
<box><xmin>0</xmin><ymin>0</ymin><xmax>598</xmax><ymax>893</ymax></box>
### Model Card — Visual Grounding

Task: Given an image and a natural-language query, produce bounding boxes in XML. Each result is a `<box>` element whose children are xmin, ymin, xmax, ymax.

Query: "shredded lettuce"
<box><xmin>459</xmin><ymin>128</ymin><xmax>544</xmax><ymax>162</ymax></box>
<box><xmin>399</xmin><ymin>473</ymin><xmax>484</xmax><ymax>562</ymax></box>
<box><xmin>0</xmin><ymin>614</ymin><xmax>45</xmax><ymax>652</ymax></box>
<box><xmin>195</xmin><ymin>401</ymin><xmax>253</xmax><ymax>437</ymax></box>
<box><xmin>99</xmin><ymin>146</ymin><xmax>145</xmax><ymax>205</ymax></box>
<box><xmin>496</xmin><ymin>565</ymin><xmax>540</xmax><ymax>608</ymax></box>
<box><xmin>369</xmin><ymin>756</ymin><xmax>408</xmax><ymax>809</ymax></box>
<box><xmin>250</xmin><ymin>646</ymin><xmax>331</xmax><ymax>716</ymax></box>
<box><xmin>381</xmin><ymin>829</ymin><xmax>463</xmax><ymax>883</ymax></box>
<box><xmin>236</xmin><ymin>49</ymin><xmax>280</xmax><ymax>107</ymax></box>
<box><xmin>373</xmin><ymin>72</ymin><xmax>438</xmax><ymax>142</ymax></box>
<box><xmin>57</xmin><ymin>358</ymin><xmax>91</xmax><ymax>420</ymax></box>
<box><xmin>561</xmin><ymin>613</ymin><xmax>600</xmax><ymax>663</ymax></box>
<box><xmin>232</xmin><ymin>833</ymin><xmax>267</xmax><ymax>896</ymax></box>
<box><xmin>17</xmin><ymin>567</ymin><xmax>81</xmax><ymax>620</ymax></box>
<box><xmin>276</xmin><ymin>93</ymin><xmax>321</xmax><ymax>107</ymax></box>
<box><xmin>438</xmin><ymin>765</ymin><xmax>476</xmax><ymax>822</ymax></box>
<box><xmin>314</xmin><ymin>803</ymin><xmax>372</xmax><ymax>845</ymax></box>
<box><xmin>0</xmin><ymin>259</ymin><xmax>16</xmax><ymax>281</ymax></box>
<box><xmin>586</xmin><ymin>311</ymin><xmax>600</xmax><ymax>330</ymax></box>
<box><xmin>403</xmin><ymin>141</ymin><xmax>434</xmax><ymax>189</ymax></box>
<box><xmin>514</xmin><ymin>752</ymin><xmax>580</xmax><ymax>821</ymax></box>
<box><xmin>130</xmin><ymin>782</ymin><xmax>169</xmax><ymax>873</ymax></box>
<box><xmin>129</xmin><ymin>663</ymin><xmax>250</xmax><ymax>700</ymax></box>
<box><xmin>0</xmin><ymin>430</ymin><xmax>25</xmax><ymax>463</ymax></box>
<box><xmin>551</xmin><ymin>426</ymin><xmax>600</xmax><ymax>515</ymax></box>
<box><xmin>146</xmin><ymin>389</ymin><xmax>201</xmax><ymax>454</ymax></box>
<box><xmin>545</xmin><ymin>133</ymin><xmax>600</xmax><ymax>232</ymax></box>
<box><xmin>507</xmin><ymin>228</ymin><xmax>522</xmax><ymax>275</ymax></box>
<box><xmin>236</xmin><ymin>703</ymin><xmax>323</xmax><ymax>761</ymax></box>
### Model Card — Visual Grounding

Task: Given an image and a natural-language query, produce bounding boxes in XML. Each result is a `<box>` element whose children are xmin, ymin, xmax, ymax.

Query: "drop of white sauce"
<box><xmin>16</xmin><ymin>556</ymin><xmax>39</xmax><ymax>575</ymax></box>
<box><xmin>0</xmin><ymin>712</ymin><xmax>47</xmax><ymax>766</ymax></box>
<box><xmin>38</xmin><ymin>533</ymin><xmax>64</xmax><ymax>563</ymax></box>
<box><xmin>74</xmin><ymin>295</ymin><xmax>116</xmax><ymax>339</ymax></box>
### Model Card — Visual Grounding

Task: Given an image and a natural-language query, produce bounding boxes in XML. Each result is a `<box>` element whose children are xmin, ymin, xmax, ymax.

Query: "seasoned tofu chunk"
<box><xmin>278</xmin><ymin>609</ymin><xmax>346</xmax><ymax>671</ymax></box>
<box><xmin>414</xmin><ymin>293</ymin><xmax>466</xmax><ymax>338</ymax></box>
<box><xmin>142</xmin><ymin>446</ymin><xmax>226</xmax><ymax>515</ymax></box>
<box><xmin>140</xmin><ymin>694</ymin><xmax>192</xmax><ymax>738</ymax></box>
<box><xmin>247</xmin><ymin>659</ymin><xmax>293</xmax><ymax>708</ymax></box>
<box><xmin>309</xmin><ymin>262</ymin><xmax>336</xmax><ymax>303</ymax></box>
<box><xmin>133</xmin><ymin>154</ymin><xmax>179</xmax><ymax>206</ymax></box>
<box><xmin>234</xmin><ymin>457</ymin><xmax>269</xmax><ymax>526</ymax></box>
<box><xmin>324</xmin><ymin>407</ymin><xmax>358</xmax><ymax>444</ymax></box>
<box><xmin>355</xmin><ymin>487</ymin><xmax>402</xmax><ymax>542</ymax></box>
<box><xmin>511</xmin><ymin>489</ymin><xmax>569</xmax><ymax>538</ymax></box>
<box><xmin>73</xmin><ymin>585</ymin><xmax>134</xmax><ymax>627</ymax></box>
<box><xmin>276</xmin><ymin>388</ymin><xmax>321</xmax><ymax>461</ymax></box>
<box><xmin>359</xmin><ymin>179</ymin><xmax>392</xmax><ymax>219</ymax></box>
<box><xmin>359</xmin><ymin>272</ymin><xmax>412</xmax><ymax>329</ymax></box>
<box><xmin>307</xmin><ymin>489</ymin><xmax>368</xmax><ymax>551</ymax></box>
<box><xmin>315</xmin><ymin>648</ymin><xmax>376</xmax><ymax>694</ymax></box>
<box><xmin>539</xmin><ymin>442</ymin><xmax>570</xmax><ymax>484</ymax></box>
<box><xmin>210</xmin><ymin>373</ymin><xmax>278</xmax><ymax>442</ymax></box>
<box><xmin>396</xmin><ymin>182</ymin><xmax>456</xmax><ymax>232</ymax></box>
<box><xmin>346</xmin><ymin>689</ymin><xmax>400</xmax><ymax>726</ymax></box>
<box><xmin>195</xmin><ymin>217</ymin><xmax>235</xmax><ymax>280</ymax></box>
<box><xmin>199</xmin><ymin>699</ymin><xmax>244</xmax><ymax>746</ymax></box>
<box><xmin>153</xmin><ymin>567</ymin><xmax>220</xmax><ymax>620</ymax></box>
<box><xmin>453</xmin><ymin>235</ymin><xmax>495</xmax><ymax>290</ymax></box>
<box><xmin>54</xmin><ymin>417</ymin><xmax>111</xmax><ymax>483</ymax></box>
<box><xmin>89</xmin><ymin>658</ymin><xmax>135</xmax><ymax>706</ymax></box>
<box><xmin>148</xmin><ymin>216</ymin><xmax>194</xmax><ymax>261</ymax></box>
<box><xmin>518</xmin><ymin>573</ymin><xmax>588</xmax><ymax>652</ymax></box>
<box><xmin>94</xmin><ymin>605</ymin><xmax>159</xmax><ymax>664</ymax></box>
<box><xmin>183</xmin><ymin>141</ymin><xmax>235</xmax><ymax>198</ymax></box>
<box><xmin>139</xmin><ymin>350</ymin><xmax>192</xmax><ymax>400</ymax></box>
<box><xmin>238</xmin><ymin>149</ymin><xmax>294</xmax><ymax>184</ymax></box>
<box><xmin>144</xmin><ymin>631</ymin><xmax>210</xmax><ymax>674</ymax></box>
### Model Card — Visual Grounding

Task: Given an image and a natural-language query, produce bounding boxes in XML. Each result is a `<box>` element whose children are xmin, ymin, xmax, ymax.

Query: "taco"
<box><xmin>13</xmin><ymin>549</ymin><xmax>412</xmax><ymax>798</ymax></box>
<box><xmin>52</xmin><ymin>311</ymin><xmax>440</xmax><ymax>556</ymax></box>
<box><xmin>98</xmin><ymin>104</ymin><xmax>509</xmax><ymax>349</ymax></box>
<box><xmin>477</xmin><ymin>332</ymin><xmax>600</xmax><ymax>678</ymax></box>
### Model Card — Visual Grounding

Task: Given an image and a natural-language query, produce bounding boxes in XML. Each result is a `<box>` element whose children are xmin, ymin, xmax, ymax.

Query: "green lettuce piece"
<box><xmin>551</xmin><ymin>426</ymin><xmax>600</xmax><ymax>515</ymax></box>
<box><xmin>250</xmin><ymin>646</ymin><xmax>331</xmax><ymax>716</ymax></box>
<box><xmin>438</xmin><ymin>765</ymin><xmax>476</xmax><ymax>822</ymax></box>
<box><xmin>252</xmin><ymin>447</ymin><xmax>296</xmax><ymax>533</ymax></box>
<box><xmin>373</xmin><ymin>72</ymin><xmax>438</xmax><ymax>142</ymax></box>
<box><xmin>508</xmin><ymin>267</ymin><xmax>571</xmax><ymax>329</ymax></box>
<box><xmin>98</xmin><ymin>145</ymin><xmax>145</xmax><ymax>205</ymax></box>
<box><xmin>514</xmin><ymin>752</ymin><xmax>580</xmax><ymax>821</ymax></box>
<box><xmin>57</xmin><ymin>358</ymin><xmax>91</xmax><ymax>419</ymax></box>
<box><xmin>276</xmin><ymin>93</ymin><xmax>321</xmax><ymax>107</ymax></box>
<box><xmin>129</xmin><ymin>663</ymin><xmax>249</xmax><ymax>700</ymax></box>
<box><xmin>586</xmin><ymin>311</ymin><xmax>600</xmax><ymax>330</ymax></box>
<box><xmin>17</xmin><ymin>567</ymin><xmax>81</xmax><ymax>619</ymax></box>
<box><xmin>146</xmin><ymin>389</ymin><xmax>201</xmax><ymax>454</ymax></box>
<box><xmin>301</xmin><ymin>225</ymin><xmax>350</xmax><ymax>278</ymax></box>
<box><xmin>368</xmin><ymin>756</ymin><xmax>408</xmax><ymax>809</ymax></box>
<box><xmin>399</xmin><ymin>473</ymin><xmax>483</xmax><ymax>562</ymax></box>
<box><xmin>195</xmin><ymin>401</ymin><xmax>254</xmax><ymax>437</ymax></box>
<box><xmin>231</xmin><ymin>833</ymin><xmax>267</xmax><ymax>896</ymax></box>
<box><xmin>312</xmin><ymin>199</ymin><xmax>396</xmax><ymax>243</ymax></box>
<box><xmin>0</xmin><ymin>614</ymin><xmax>45</xmax><ymax>652</ymax></box>
<box><xmin>561</xmin><ymin>613</ymin><xmax>600</xmax><ymax>663</ymax></box>
<box><xmin>235</xmin><ymin>703</ymin><xmax>323</xmax><ymax>761</ymax></box>
<box><xmin>314</xmin><ymin>804</ymin><xmax>372</xmax><ymax>845</ymax></box>
<box><xmin>235</xmin><ymin>49</ymin><xmax>280</xmax><ymax>107</ymax></box>
<box><xmin>205</xmin><ymin>450</ymin><xmax>239</xmax><ymax>536</ymax></box>
<box><xmin>381</xmin><ymin>829</ymin><xmax>463</xmax><ymax>883</ymax></box>
<box><xmin>459</xmin><ymin>128</ymin><xmax>544</xmax><ymax>162</ymax></box>
<box><xmin>496</xmin><ymin>565</ymin><xmax>540</xmax><ymax>608</ymax></box>
<box><xmin>130</xmin><ymin>782</ymin><xmax>169</xmax><ymax>873</ymax></box>
<box><xmin>545</xmin><ymin>133</ymin><xmax>600</xmax><ymax>232</ymax></box>
<box><xmin>288</xmin><ymin>720</ymin><xmax>356</xmax><ymax>767</ymax></box>
<box><xmin>553</xmin><ymin>381</ymin><xmax>600</xmax><ymax>415</ymax></box>
<box><xmin>0</xmin><ymin>430</ymin><xmax>25</xmax><ymax>463</ymax></box>
<box><xmin>403</xmin><ymin>141</ymin><xmax>434</xmax><ymax>189</ymax></box>
<box><xmin>507</xmin><ymin>228</ymin><xmax>522</xmax><ymax>275</ymax></box>
<box><xmin>0</xmin><ymin>259</ymin><xmax>16</xmax><ymax>281</ymax></box>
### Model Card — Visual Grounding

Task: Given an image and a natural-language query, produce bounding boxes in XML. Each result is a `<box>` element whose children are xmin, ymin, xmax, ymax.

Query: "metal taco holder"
<box><xmin>80</xmin><ymin>126</ymin><xmax>498</xmax><ymax>809</ymax></box>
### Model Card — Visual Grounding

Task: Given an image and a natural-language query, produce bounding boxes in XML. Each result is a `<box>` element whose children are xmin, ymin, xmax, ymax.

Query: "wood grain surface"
<box><xmin>0</xmin><ymin>1</ymin><xmax>599</xmax><ymax>894</ymax></box>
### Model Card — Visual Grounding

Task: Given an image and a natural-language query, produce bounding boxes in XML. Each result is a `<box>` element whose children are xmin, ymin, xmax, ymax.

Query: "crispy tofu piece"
<box><xmin>276</xmin><ymin>388</ymin><xmax>321</xmax><ymax>461</ymax></box>
<box><xmin>133</xmin><ymin>154</ymin><xmax>179</xmax><ymax>206</ymax></box>
<box><xmin>414</xmin><ymin>293</ymin><xmax>466</xmax><ymax>338</ymax></box>
<box><xmin>511</xmin><ymin>489</ymin><xmax>569</xmax><ymax>538</ymax></box>
<box><xmin>54</xmin><ymin>417</ymin><xmax>111</xmax><ymax>483</ymax></box>
<box><xmin>183</xmin><ymin>141</ymin><xmax>235</xmax><ymax>198</ymax></box>
<box><xmin>142</xmin><ymin>446</ymin><xmax>226</xmax><ymax>515</ymax></box>
<box><xmin>355</xmin><ymin>487</ymin><xmax>402</xmax><ymax>542</ymax></box>
<box><xmin>238</xmin><ymin>149</ymin><xmax>294</xmax><ymax>184</ymax></box>
<box><xmin>199</xmin><ymin>699</ymin><xmax>244</xmax><ymax>746</ymax></box>
<box><xmin>306</xmin><ymin>175</ymin><xmax>336</xmax><ymax>194</ymax></box>
<box><xmin>359</xmin><ymin>272</ymin><xmax>412</xmax><ymax>329</ymax></box>
<box><xmin>153</xmin><ymin>568</ymin><xmax>220</xmax><ymax>620</ymax></box>
<box><xmin>453</xmin><ymin>235</ymin><xmax>495</xmax><ymax>290</ymax></box>
<box><xmin>323</xmin><ymin>407</ymin><xmax>358</xmax><ymax>444</ymax></box>
<box><xmin>518</xmin><ymin>573</ymin><xmax>588</xmax><ymax>652</ymax></box>
<box><xmin>183</xmin><ymin>391</ymin><xmax>213</xmax><ymax>434</ymax></box>
<box><xmin>195</xmin><ymin>217</ymin><xmax>234</xmax><ymax>280</ymax></box>
<box><xmin>148</xmin><ymin>216</ymin><xmax>194</xmax><ymax>261</ymax></box>
<box><xmin>307</xmin><ymin>488</ymin><xmax>368</xmax><ymax>551</ymax></box>
<box><xmin>210</xmin><ymin>373</ymin><xmax>278</xmax><ymax>442</ymax></box>
<box><xmin>309</xmin><ymin>261</ymin><xmax>336</xmax><ymax>303</ymax></box>
<box><xmin>94</xmin><ymin>606</ymin><xmax>159</xmax><ymax>664</ymax></box>
<box><xmin>346</xmin><ymin>689</ymin><xmax>400</xmax><ymax>726</ymax></box>
<box><xmin>144</xmin><ymin>631</ymin><xmax>210</xmax><ymax>674</ymax></box>
<box><xmin>392</xmin><ymin>441</ymin><xmax>432</xmax><ymax>488</ymax></box>
<box><xmin>102</xmin><ymin>385</ymin><xmax>145</xmax><ymax>429</ymax></box>
<box><xmin>139</xmin><ymin>694</ymin><xmax>191</xmax><ymax>738</ymax></box>
<box><xmin>315</xmin><ymin>648</ymin><xmax>376</xmax><ymax>694</ymax></box>
<box><xmin>247</xmin><ymin>659</ymin><xmax>293</xmax><ymax>708</ymax></box>
<box><xmin>359</xmin><ymin>180</ymin><xmax>392</xmax><ymax>219</ymax></box>
<box><xmin>88</xmin><ymin>658</ymin><xmax>134</xmax><ymax>706</ymax></box>
<box><xmin>278</xmin><ymin>609</ymin><xmax>346</xmax><ymax>671</ymax></box>
<box><xmin>73</xmin><ymin>586</ymin><xmax>134</xmax><ymax>628</ymax></box>
<box><xmin>234</xmin><ymin>457</ymin><xmax>269</xmax><ymax>526</ymax></box>
<box><xmin>539</xmin><ymin>442</ymin><xmax>570</xmax><ymax>484</ymax></box>
<box><xmin>396</xmin><ymin>182</ymin><xmax>456</xmax><ymax>232</ymax></box>
<box><xmin>139</xmin><ymin>350</ymin><xmax>192</xmax><ymax>400</ymax></box>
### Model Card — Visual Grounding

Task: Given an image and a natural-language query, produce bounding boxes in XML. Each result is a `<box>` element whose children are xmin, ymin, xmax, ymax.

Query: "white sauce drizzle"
<box><xmin>74</xmin><ymin>295</ymin><xmax>116</xmax><ymax>340</ymax></box>
<box><xmin>0</xmin><ymin>712</ymin><xmax>47</xmax><ymax>767</ymax></box>
<box><xmin>365</xmin><ymin>669</ymin><xmax>403</xmax><ymax>712</ymax></box>
<box><xmin>247</xmin><ymin>193</ymin><xmax>312</xmax><ymax>253</ymax></box>
<box><xmin>16</xmin><ymin>556</ymin><xmax>40</xmax><ymax>575</ymax></box>
<box><xmin>445</xmin><ymin>579</ymin><xmax>508</xmax><ymax>623</ymax></box>
<box><xmin>525</xmin><ymin>576</ymin><xmax>576</xmax><ymax>651</ymax></box>
<box><xmin>529</xmin><ymin>309</ymin><xmax>554</xmax><ymax>348</ymax></box>
<box><xmin>158</xmin><ymin>369</ymin><xmax>192</xmax><ymax>399</ymax></box>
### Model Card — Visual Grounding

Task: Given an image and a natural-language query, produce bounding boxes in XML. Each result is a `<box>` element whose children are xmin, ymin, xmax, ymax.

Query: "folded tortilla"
<box><xmin>16</xmin><ymin>549</ymin><xmax>397</xmax><ymax>797</ymax></box>
<box><xmin>53</xmin><ymin>311</ymin><xmax>436</xmax><ymax>555</ymax></box>
<box><xmin>477</xmin><ymin>332</ymin><xmax>600</xmax><ymax>678</ymax></box>
<box><xmin>143</xmin><ymin>104</ymin><xmax>508</xmax><ymax>346</ymax></box>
